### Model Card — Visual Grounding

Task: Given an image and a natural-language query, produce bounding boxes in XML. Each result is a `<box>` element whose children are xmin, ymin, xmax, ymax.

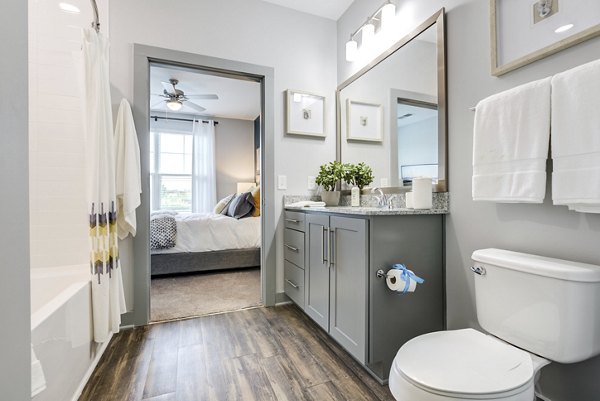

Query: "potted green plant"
<box><xmin>344</xmin><ymin>162</ymin><xmax>374</xmax><ymax>206</ymax></box>
<box><xmin>316</xmin><ymin>161</ymin><xmax>344</xmax><ymax>206</ymax></box>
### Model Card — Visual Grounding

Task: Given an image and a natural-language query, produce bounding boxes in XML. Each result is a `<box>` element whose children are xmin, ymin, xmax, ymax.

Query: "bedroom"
<box><xmin>148</xmin><ymin>64</ymin><xmax>262</xmax><ymax>321</ymax></box>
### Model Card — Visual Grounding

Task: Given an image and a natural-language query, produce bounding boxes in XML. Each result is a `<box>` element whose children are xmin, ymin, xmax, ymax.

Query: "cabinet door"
<box><xmin>329</xmin><ymin>216</ymin><xmax>367</xmax><ymax>363</ymax></box>
<box><xmin>305</xmin><ymin>213</ymin><xmax>330</xmax><ymax>331</ymax></box>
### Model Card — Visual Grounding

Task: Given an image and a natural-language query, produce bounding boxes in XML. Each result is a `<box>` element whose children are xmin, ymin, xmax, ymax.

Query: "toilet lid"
<box><xmin>395</xmin><ymin>329</ymin><xmax>534</xmax><ymax>397</ymax></box>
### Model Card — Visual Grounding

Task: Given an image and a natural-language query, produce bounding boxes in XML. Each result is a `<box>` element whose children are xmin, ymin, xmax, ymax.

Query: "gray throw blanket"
<box><xmin>150</xmin><ymin>216</ymin><xmax>177</xmax><ymax>250</ymax></box>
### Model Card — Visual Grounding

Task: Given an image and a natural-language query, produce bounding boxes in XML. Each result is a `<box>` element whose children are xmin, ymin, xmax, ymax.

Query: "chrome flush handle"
<box><xmin>470</xmin><ymin>266</ymin><xmax>486</xmax><ymax>276</ymax></box>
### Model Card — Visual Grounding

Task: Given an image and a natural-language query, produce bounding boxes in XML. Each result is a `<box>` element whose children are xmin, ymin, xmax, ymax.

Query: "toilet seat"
<box><xmin>391</xmin><ymin>329</ymin><xmax>535</xmax><ymax>399</ymax></box>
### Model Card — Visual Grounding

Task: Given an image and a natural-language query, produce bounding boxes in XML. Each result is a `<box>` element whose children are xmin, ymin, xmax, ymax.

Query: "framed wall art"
<box><xmin>491</xmin><ymin>0</ymin><xmax>600</xmax><ymax>76</ymax></box>
<box><xmin>285</xmin><ymin>89</ymin><xmax>326</xmax><ymax>137</ymax></box>
<box><xmin>346</xmin><ymin>99</ymin><xmax>382</xmax><ymax>142</ymax></box>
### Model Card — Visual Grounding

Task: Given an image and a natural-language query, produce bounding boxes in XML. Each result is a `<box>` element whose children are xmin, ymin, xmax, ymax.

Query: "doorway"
<box><xmin>147</xmin><ymin>63</ymin><xmax>262</xmax><ymax>321</ymax></box>
<box><xmin>129</xmin><ymin>45</ymin><xmax>276</xmax><ymax>327</ymax></box>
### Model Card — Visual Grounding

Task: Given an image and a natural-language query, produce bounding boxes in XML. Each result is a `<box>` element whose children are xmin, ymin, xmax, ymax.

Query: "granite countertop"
<box><xmin>284</xmin><ymin>205</ymin><xmax>448</xmax><ymax>216</ymax></box>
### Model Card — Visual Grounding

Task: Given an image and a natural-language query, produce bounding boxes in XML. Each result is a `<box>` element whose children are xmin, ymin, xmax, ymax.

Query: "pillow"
<box><xmin>226</xmin><ymin>191</ymin><xmax>255</xmax><ymax>219</ymax></box>
<box><xmin>220</xmin><ymin>193</ymin><xmax>238</xmax><ymax>216</ymax></box>
<box><xmin>251</xmin><ymin>186</ymin><xmax>260</xmax><ymax>217</ymax></box>
<box><xmin>214</xmin><ymin>194</ymin><xmax>235</xmax><ymax>214</ymax></box>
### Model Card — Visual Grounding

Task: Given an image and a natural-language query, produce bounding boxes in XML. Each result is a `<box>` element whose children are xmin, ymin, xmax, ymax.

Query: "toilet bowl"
<box><xmin>389</xmin><ymin>329</ymin><xmax>549</xmax><ymax>401</ymax></box>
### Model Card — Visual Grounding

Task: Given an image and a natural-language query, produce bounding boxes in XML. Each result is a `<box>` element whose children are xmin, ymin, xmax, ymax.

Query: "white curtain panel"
<box><xmin>77</xmin><ymin>28</ymin><xmax>126</xmax><ymax>343</ymax></box>
<box><xmin>192</xmin><ymin>120</ymin><xmax>217</xmax><ymax>213</ymax></box>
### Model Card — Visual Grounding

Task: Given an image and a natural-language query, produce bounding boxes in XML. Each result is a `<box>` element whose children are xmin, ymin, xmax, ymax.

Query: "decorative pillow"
<box><xmin>220</xmin><ymin>193</ymin><xmax>238</xmax><ymax>216</ymax></box>
<box><xmin>226</xmin><ymin>191</ymin><xmax>255</xmax><ymax>219</ymax></box>
<box><xmin>150</xmin><ymin>216</ymin><xmax>177</xmax><ymax>250</ymax></box>
<box><xmin>214</xmin><ymin>194</ymin><xmax>235</xmax><ymax>214</ymax></box>
<box><xmin>251</xmin><ymin>186</ymin><xmax>260</xmax><ymax>217</ymax></box>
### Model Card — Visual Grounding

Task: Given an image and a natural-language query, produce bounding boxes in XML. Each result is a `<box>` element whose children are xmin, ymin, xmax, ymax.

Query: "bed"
<box><xmin>150</xmin><ymin>212</ymin><xmax>261</xmax><ymax>276</ymax></box>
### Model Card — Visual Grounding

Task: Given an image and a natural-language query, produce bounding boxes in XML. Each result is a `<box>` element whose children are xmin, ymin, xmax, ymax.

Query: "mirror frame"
<box><xmin>336</xmin><ymin>8</ymin><xmax>447</xmax><ymax>192</ymax></box>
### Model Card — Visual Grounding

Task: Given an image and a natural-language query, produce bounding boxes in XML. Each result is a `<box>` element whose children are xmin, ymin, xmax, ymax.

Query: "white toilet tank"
<box><xmin>471</xmin><ymin>248</ymin><xmax>600</xmax><ymax>363</ymax></box>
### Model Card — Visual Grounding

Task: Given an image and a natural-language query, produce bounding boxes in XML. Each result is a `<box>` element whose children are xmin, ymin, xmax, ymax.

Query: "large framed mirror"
<box><xmin>337</xmin><ymin>9</ymin><xmax>447</xmax><ymax>192</ymax></box>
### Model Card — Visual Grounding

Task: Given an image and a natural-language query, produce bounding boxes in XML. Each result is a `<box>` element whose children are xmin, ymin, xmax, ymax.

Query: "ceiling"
<box><xmin>397</xmin><ymin>103</ymin><xmax>438</xmax><ymax>128</ymax></box>
<box><xmin>150</xmin><ymin>65</ymin><xmax>261</xmax><ymax>121</ymax></box>
<box><xmin>260</xmin><ymin>0</ymin><xmax>355</xmax><ymax>20</ymax></box>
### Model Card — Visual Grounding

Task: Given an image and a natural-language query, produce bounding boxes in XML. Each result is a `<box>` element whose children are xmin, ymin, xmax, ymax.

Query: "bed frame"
<box><xmin>151</xmin><ymin>248</ymin><xmax>261</xmax><ymax>276</ymax></box>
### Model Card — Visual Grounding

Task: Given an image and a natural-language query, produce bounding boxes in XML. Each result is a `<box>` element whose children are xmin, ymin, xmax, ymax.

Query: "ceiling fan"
<box><xmin>153</xmin><ymin>78</ymin><xmax>218</xmax><ymax>112</ymax></box>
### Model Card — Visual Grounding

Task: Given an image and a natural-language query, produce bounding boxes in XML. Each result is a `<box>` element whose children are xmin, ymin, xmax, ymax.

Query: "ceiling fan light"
<box><xmin>167</xmin><ymin>99</ymin><xmax>183</xmax><ymax>111</ymax></box>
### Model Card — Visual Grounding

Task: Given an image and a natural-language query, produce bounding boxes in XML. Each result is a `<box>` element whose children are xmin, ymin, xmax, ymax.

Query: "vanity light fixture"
<box><xmin>344</xmin><ymin>1</ymin><xmax>397</xmax><ymax>62</ymax></box>
<box><xmin>59</xmin><ymin>2</ymin><xmax>81</xmax><ymax>14</ymax></box>
<box><xmin>555</xmin><ymin>23</ymin><xmax>574</xmax><ymax>33</ymax></box>
<box><xmin>166</xmin><ymin>99</ymin><xmax>183</xmax><ymax>111</ymax></box>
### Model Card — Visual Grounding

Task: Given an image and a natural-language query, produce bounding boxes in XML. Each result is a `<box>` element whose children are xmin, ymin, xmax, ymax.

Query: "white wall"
<box><xmin>338</xmin><ymin>1</ymin><xmax>600</xmax><ymax>400</ymax></box>
<box><xmin>109</xmin><ymin>0</ymin><xmax>337</xmax><ymax>296</ymax></box>
<box><xmin>28</xmin><ymin>0</ymin><xmax>109</xmax><ymax>269</ymax></box>
<box><xmin>1</xmin><ymin>1</ymin><xmax>30</xmax><ymax>399</ymax></box>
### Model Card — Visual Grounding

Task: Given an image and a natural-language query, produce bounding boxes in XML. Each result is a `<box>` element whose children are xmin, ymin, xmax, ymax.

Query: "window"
<box><xmin>150</xmin><ymin>131</ymin><xmax>193</xmax><ymax>212</ymax></box>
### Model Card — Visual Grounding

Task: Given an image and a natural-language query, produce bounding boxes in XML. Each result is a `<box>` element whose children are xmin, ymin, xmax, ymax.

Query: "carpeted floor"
<box><xmin>150</xmin><ymin>267</ymin><xmax>261</xmax><ymax>322</ymax></box>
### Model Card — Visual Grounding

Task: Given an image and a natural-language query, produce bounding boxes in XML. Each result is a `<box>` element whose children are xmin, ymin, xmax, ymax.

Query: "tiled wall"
<box><xmin>28</xmin><ymin>0</ymin><xmax>108</xmax><ymax>268</ymax></box>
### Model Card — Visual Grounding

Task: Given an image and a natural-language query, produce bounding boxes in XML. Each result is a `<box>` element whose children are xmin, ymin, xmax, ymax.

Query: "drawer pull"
<box><xmin>286</xmin><ymin>279</ymin><xmax>299</xmax><ymax>289</ymax></box>
<box><xmin>284</xmin><ymin>244</ymin><xmax>299</xmax><ymax>252</ymax></box>
<box><xmin>285</xmin><ymin>218</ymin><xmax>300</xmax><ymax>223</ymax></box>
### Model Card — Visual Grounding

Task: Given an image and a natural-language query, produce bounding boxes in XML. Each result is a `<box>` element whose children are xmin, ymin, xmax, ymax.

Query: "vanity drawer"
<box><xmin>284</xmin><ymin>228</ymin><xmax>305</xmax><ymax>268</ymax></box>
<box><xmin>284</xmin><ymin>211</ymin><xmax>305</xmax><ymax>232</ymax></box>
<box><xmin>284</xmin><ymin>260</ymin><xmax>305</xmax><ymax>308</ymax></box>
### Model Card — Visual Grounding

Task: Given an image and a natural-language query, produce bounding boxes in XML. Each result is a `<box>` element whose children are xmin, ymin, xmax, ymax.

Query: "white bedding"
<box><xmin>152</xmin><ymin>213</ymin><xmax>261</xmax><ymax>254</ymax></box>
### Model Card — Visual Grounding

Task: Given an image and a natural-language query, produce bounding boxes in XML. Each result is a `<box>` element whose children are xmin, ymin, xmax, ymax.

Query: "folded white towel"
<box><xmin>287</xmin><ymin>201</ymin><xmax>326</xmax><ymax>208</ymax></box>
<box><xmin>551</xmin><ymin>59</ymin><xmax>600</xmax><ymax>213</ymax></box>
<box><xmin>114</xmin><ymin>99</ymin><xmax>142</xmax><ymax>238</ymax></box>
<box><xmin>31</xmin><ymin>345</ymin><xmax>46</xmax><ymax>397</ymax></box>
<box><xmin>472</xmin><ymin>77</ymin><xmax>551</xmax><ymax>203</ymax></box>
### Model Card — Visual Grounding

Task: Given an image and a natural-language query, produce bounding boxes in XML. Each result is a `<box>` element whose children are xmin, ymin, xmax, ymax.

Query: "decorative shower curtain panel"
<box><xmin>79</xmin><ymin>28</ymin><xmax>126</xmax><ymax>343</ymax></box>
<box><xmin>191</xmin><ymin>120</ymin><xmax>217</xmax><ymax>213</ymax></box>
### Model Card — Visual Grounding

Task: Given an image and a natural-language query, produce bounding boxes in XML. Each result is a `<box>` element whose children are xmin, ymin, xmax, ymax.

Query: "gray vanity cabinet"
<box><xmin>305</xmin><ymin>214</ymin><xmax>330</xmax><ymax>330</ymax></box>
<box><xmin>305</xmin><ymin>213</ymin><xmax>368</xmax><ymax>363</ymax></box>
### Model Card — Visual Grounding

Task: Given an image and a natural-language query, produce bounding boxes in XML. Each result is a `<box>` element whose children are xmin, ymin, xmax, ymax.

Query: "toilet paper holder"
<box><xmin>376</xmin><ymin>269</ymin><xmax>392</xmax><ymax>279</ymax></box>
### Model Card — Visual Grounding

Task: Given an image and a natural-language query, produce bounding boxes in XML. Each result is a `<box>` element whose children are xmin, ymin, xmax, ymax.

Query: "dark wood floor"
<box><xmin>79</xmin><ymin>304</ymin><xmax>394</xmax><ymax>401</ymax></box>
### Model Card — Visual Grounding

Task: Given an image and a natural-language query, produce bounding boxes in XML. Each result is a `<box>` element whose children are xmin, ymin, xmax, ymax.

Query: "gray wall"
<box><xmin>0</xmin><ymin>0</ymin><xmax>31</xmax><ymax>399</ymax></box>
<box><xmin>214</xmin><ymin>118</ymin><xmax>256</xmax><ymax>200</ymax></box>
<box><xmin>339</xmin><ymin>1</ymin><xmax>600</xmax><ymax>400</ymax></box>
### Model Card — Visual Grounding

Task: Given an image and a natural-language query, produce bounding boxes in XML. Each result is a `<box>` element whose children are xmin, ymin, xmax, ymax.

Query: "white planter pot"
<box><xmin>321</xmin><ymin>191</ymin><xmax>341</xmax><ymax>206</ymax></box>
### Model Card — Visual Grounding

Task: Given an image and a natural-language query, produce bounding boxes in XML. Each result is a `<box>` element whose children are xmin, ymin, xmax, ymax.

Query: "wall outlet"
<box><xmin>380</xmin><ymin>177</ymin><xmax>389</xmax><ymax>187</ymax></box>
<box><xmin>307</xmin><ymin>176</ymin><xmax>316</xmax><ymax>190</ymax></box>
<box><xmin>278</xmin><ymin>175</ymin><xmax>287</xmax><ymax>190</ymax></box>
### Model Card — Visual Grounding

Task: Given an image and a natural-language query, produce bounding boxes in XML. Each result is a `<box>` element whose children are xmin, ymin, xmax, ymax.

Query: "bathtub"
<box><xmin>31</xmin><ymin>265</ymin><xmax>110</xmax><ymax>401</ymax></box>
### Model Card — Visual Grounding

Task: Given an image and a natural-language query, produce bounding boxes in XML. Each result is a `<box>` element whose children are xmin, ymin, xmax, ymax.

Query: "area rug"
<box><xmin>150</xmin><ymin>267</ymin><xmax>261</xmax><ymax>322</ymax></box>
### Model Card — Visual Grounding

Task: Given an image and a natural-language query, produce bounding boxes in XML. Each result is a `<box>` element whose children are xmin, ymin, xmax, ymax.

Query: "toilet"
<box><xmin>389</xmin><ymin>248</ymin><xmax>600</xmax><ymax>401</ymax></box>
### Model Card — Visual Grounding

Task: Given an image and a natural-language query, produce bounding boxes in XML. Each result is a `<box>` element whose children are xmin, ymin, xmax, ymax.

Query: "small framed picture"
<box><xmin>285</xmin><ymin>89</ymin><xmax>326</xmax><ymax>137</ymax></box>
<box><xmin>491</xmin><ymin>0</ymin><xmax>600</xmax><ymax>76</ymax></box>
<box><xmin>346</xmin><ymin>99</ymin><xmax>382</xmax><ymax>142</ymax></box>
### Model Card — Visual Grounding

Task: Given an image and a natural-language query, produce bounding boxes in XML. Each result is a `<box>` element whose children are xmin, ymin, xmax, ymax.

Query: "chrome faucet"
<box><xmin>371</xmin><ymin>188</ymin><xmax>398</xmax><ymax>209</ymax></box>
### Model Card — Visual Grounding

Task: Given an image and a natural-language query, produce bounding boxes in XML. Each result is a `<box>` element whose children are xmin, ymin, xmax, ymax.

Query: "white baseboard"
<box><xmin>69</xmin><ymin>332</ymin><xmax>114</xmax><ymax>401</ymax></box>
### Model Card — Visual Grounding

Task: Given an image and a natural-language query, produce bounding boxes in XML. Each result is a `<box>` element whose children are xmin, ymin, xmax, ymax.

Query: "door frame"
<box><xmin>127</xmin><ymin>44</ymin><xmax>276</xmax><ymax>326</ymax></box>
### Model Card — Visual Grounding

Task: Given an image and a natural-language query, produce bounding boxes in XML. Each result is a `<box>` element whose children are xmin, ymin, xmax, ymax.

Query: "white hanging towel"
<box><xmin>114</xmin><ymin>98</ymin><xmax>141</xmax><ymax>238</ymax></box>
<box><xmin>78</xmin><ymin>28</ymin><xmax>126</xmax><ymax>343</ymax></box>
<box><xmin>472</xmin><ymin>77</ymin><xmax>551</xmax><ymax>203</ymax></box>
<box><xmin>551</xmin><ymin>59</ymin><xmax>600</xmax><ymax>213</ymax></box>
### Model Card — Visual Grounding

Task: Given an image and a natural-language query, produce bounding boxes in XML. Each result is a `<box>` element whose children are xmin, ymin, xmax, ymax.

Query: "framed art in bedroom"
<box><xmin>285</xmin><ymin>89</ymin><xmax>326</xmax><ymax>137</ymax></box>
<box><xmin>491</xmin><ymin>0</ymin><xmax>600</xmax><ymax>76</ymax></box>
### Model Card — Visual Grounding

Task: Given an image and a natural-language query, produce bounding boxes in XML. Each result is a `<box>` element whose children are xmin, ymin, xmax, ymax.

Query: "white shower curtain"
<box><xmin>78</xmin><ymin>28</ymin><xmax>126</xmax><ymax>343</ymax></box>
<box><xmin>191</xmin><ymin>120</ymin><xmax>217</xmax><ymax>213</ymax></box>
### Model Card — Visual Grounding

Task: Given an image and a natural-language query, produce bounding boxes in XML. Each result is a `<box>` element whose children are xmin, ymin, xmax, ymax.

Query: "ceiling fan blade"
<box><xmin>185</xmin><ymin>102</ymin><xmax>206</xmax><ymax>113</ymax></box>
<box><xmin>185</xmin><ymin>94</ymin><xmax>219</xmax><ymax>100</ymax></box>
<box><xmin>161</xmin><ymin>81</ymin><xmax>176</xmax><ymax>94</ymax></box>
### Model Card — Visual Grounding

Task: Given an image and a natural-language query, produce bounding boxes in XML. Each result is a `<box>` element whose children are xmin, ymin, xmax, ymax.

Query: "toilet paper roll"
<box><xmin>405</xmin><ymin>192</ymin><xmax>414</xmax><ymax>209</ymax></box>
<box><xmin>386</xmin><ymin>269</ymin><xmax>417</xmax><ymax>293</ymax></box>
<box><xmin>412</xmin><ymin>177</ymin><xmax>432</xmax><ymax>209</ymax></box>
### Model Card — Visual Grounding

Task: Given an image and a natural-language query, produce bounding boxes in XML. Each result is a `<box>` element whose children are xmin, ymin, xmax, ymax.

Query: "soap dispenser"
<box><xmin>351</xmin><ymin>186</ymin><xmax>360</xmax><ymax>207</ymax></box>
